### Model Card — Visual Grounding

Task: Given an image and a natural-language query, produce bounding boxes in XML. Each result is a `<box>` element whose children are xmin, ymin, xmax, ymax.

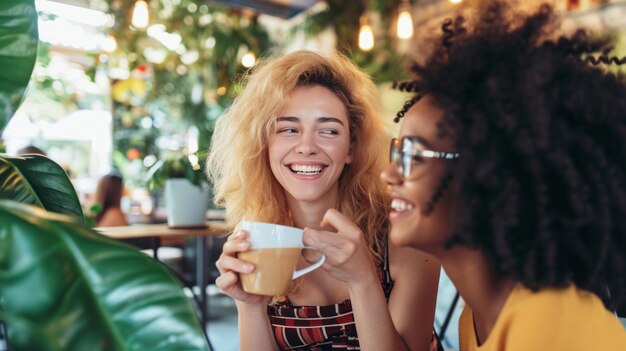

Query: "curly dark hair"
<box><xmin>395</xmin><ymin>2</ymin><xmax>626</xmax><ymax>311</ymax></box>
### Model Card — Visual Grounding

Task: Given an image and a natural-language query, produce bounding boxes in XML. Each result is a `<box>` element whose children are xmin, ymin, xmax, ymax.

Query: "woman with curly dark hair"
<box><xmin>382</xmin><ymin>2</ymin><xmax>626</xmax><ymax>350</ymax></box>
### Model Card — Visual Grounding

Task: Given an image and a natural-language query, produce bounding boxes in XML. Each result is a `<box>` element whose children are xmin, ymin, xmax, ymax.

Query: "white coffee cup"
<box><xmin>237</xmin><ymin>221</ymin><xmax>325</xmax><ymax>296</ymax></box>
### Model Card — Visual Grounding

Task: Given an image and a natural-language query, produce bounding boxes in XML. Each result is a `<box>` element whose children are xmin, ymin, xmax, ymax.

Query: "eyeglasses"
<box><xmin>390</xmin><ymin>136</ymin><xmax>460</xmax><ymax>179</ymax></box>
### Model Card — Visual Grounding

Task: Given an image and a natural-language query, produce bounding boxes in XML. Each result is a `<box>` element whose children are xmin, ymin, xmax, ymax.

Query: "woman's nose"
<box><xmin>380</xmin><ymin>160</ymin><xmax>402</xmax><ymax>186</ymax></box>
<box><xmin>295</xmin><ymin>133</ymin><xmax>319</xmax><ymax>155</ymax></box>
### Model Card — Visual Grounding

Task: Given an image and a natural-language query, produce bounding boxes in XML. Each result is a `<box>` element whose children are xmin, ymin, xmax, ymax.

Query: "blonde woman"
<box><xmin>207</xmin><ymin>51</ymin><xmax>441</xmax><ymax>351</ymax></box>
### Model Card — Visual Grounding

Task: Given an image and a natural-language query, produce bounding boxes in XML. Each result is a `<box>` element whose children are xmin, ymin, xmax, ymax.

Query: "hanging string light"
<box><xmin>241</xmin><ymin>51</ymin><xmax>256</xmax><ymax>68</ymax></box>
<box><xmin>103</xmin><ymin>35</ymin><xmax>117</xmax><ymax>53</ymax></box>
<box><xmin>131</xmin><ymin>0</ymin><xmax>149</xmax><ymax>29</ymax></box>
<box><xmin>358</xmin><ymin>14</ymin><xmax>374</xmax><ymax>51</ymax></box>
<box><xmin>396</xmin><ymin>0</ymin><xmax>413</xmax><ymax>39</ymax></box>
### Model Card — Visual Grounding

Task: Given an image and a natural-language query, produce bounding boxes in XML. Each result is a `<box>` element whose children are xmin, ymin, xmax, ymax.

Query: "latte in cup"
<box><xmin>239</xmin><ymin>247</ymin><xmax>301</xmax><ymax>296</ymax></box>
<box><xmin>237</xmin><ymin>221</ymin><xmax>325</xmax><ymax>296</ymax></box>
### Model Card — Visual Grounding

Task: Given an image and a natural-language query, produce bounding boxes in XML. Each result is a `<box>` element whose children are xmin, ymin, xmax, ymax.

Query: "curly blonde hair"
<box><xmin>206</xmin><ymin>50</ymin><xmax>390</xmax><ymax>261</ymax></box>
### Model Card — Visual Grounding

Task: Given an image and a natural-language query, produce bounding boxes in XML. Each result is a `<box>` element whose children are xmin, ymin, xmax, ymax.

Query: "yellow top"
<box><xmin>458</xmin><ymin>284</ymin><xmax>626</xmax><ymax>351</ymax></box>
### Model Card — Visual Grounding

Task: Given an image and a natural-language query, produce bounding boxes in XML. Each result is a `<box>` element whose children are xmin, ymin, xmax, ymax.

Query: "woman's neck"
<box><xmin>286</xmin><ymin>194</ymin><xmax>338</xmax><ymax>229</ymax></box>
<box><xmin>438</xmin><ymin>247</ymin><xmax>515</xmax><ymax>345</ymax></box>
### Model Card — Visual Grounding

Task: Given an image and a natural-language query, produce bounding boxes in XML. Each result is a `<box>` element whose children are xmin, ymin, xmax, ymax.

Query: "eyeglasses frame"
<box><xmin>390</xmin><ymin>136</ymin><xmax>460</xmax><ymax>179</ymax></box>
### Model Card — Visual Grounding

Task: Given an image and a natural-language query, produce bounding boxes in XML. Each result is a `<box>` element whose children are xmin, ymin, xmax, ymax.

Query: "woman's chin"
<box><xmin>388</xmin><ymin>218</ymin><xmax>419</xmax><ymax>248</ymax></box>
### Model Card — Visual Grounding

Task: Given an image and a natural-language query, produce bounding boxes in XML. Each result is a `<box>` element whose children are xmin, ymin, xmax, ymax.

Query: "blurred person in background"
<box><xmin>90</xmin><ymin>171</ymin><xmax>128</xmax><ymax>227</ymax></box>
<box><xmin>17</xmin><ymin>145</ymin><xmax>46</xmax><ymax>156</ymax></box>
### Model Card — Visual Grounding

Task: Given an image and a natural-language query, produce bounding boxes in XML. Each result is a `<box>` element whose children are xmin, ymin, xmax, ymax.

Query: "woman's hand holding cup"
<box><xmin>303</xmin><ymin>209</ymin><xmax>378</xmax><ymax>287</ymax></box>
<box><xmin>236</xmin><ymin>221</ymin><xmax>326</xmax><ymax>296</ymax></box>
<box><xmin>215</xmin><ymin>230</ymin><xmax>269</xmax><ymax>305</ymax></box>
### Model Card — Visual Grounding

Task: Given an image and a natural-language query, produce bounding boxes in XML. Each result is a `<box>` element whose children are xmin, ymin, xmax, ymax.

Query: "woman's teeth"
<box><xmin>391</xmin><ymin>199</ymin><xmax>415</xmax><ymax>212</ymax></box>
<box><xmin>290</xmin><ymin>164</ymin><xmax>323</xmax><ymax>175</ymax></box>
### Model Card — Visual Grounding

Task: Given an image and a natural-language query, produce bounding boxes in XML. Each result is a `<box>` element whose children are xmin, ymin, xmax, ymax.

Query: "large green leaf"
<box><xmin>0</xmin><ymin>201</ymin><xmax>210</xmax><ymax>351</ymax></box>
<box><xmin>0</xmin><ymin>154</ymin><xmax>84</xmax><ymax>223</ymax></box>
<box><xmin>0</xmin><ymin>0</ymin><xmax>38</xmax><ymax>134</ymax></box>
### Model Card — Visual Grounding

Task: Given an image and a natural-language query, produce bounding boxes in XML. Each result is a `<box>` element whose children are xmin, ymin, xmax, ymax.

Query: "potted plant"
<box><xmin>147</xmin><ymin>153</ymin><xmax>210</xmax><ymax>228</ymax></box>
<box><xmin>0</xmin><ymin>1</ymin><xmax>209</xmax><ymax>350</ymax></box>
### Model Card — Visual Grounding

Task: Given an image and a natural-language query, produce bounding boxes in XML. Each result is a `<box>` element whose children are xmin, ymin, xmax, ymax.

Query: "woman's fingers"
<box><xmin>215</xmin><ymin>254</ymin><xmax>255</xmax><ymax>275</ymax></box>
<box><xmin>305</xmin><ymin>229</ymin><xmax>356</xmax><ymax>260</ymax></box>
<box><xmin>216</xmin><ymin>231</ymin><xmax>253</xmax><ymax>275</ymax></box>
<box><xmin>304</xmin><ymin>226</ymin><xmax>359</xmax><ymax>270</ymax></box>
<box><xmin>303</xmin><ymin>228</ymin><xmax>341</xmax><ymax>252</ymax></box>
<box><xmin>222</xmin><ymin>237</ymin><xmax>251</xmax><ymax>255</ymax></box>
<box><xmin>320</xmin><ymin>209</ymin><xmax>360</xmax><ymax>237</ymax></box>
<box><xmin>304</xmin><ymin>209</ymin><xmax>363</xmax><ymax>254</ymax></box>
<box><xmin>226</xmin><ymin>229</ymin><xmax>249</xmax><ymax>242</ymax></box>
<box><xmin>215</xmin><ymin>230</ymin><xmax>271</xmax><ymax>304</ymax></box>
<box><xmin>215</xmin><ymin>270</ymin><xmax>269</xmax><ymax>304</ymax></box>
<box><xmin>215</xmin><ymin>272</ymin><xmax>250</xmax><ymax>300</ymax></box>
<box><xmin>215</xmin><ymin>271</ymin><xmax>238</xmax><ymax>291</ymax></box>
<box><xmin>219</xmin><ymin>230</ymin><xmax>252</xmax><ymax>265</ymax></box>
<box><xmin>302</xmin><ymin>209</ymin><xmax>377</xmax><ymax>285</ymax></box>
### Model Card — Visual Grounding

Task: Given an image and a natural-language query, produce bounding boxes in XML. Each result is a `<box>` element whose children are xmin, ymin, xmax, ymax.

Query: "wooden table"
<box><xmin>95</xmin><ymin>222</ymin><xmax>231</xmax><ymax>341</ymax></box>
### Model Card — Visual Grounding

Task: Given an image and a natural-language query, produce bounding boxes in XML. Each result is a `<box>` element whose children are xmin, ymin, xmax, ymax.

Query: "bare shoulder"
<box><xmin>388</xmin><ymin>240</ymin><xmax>440</xmax><ymax>282</ymax></box>
<box><xmin>98</xmin><ymin>208</ymin><xmax>129</xmax><ymax>227</ymax></box>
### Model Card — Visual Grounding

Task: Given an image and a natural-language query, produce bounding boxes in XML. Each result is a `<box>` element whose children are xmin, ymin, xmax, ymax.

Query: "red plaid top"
<box><xmin>267</xmin><ymin>243</ymin><xmax>396</xmax><ymax>350</ymax></box>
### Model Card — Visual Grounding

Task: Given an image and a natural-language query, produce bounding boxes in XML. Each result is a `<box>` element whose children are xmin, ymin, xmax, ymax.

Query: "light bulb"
<box><xmin>103</xmin><ymin>35</ymin><xmax>117</xmax><ymax>52</ymax></box>
<box><xmin>358</xmin><ymin>16</ymin><xmax>374</xmax><ymax>51</ymax></box>
<box><xmin>449</xmin><ymin>0</ymin><xmax>462</xmax><ymax>4</ymax></box>
<box><xmin>397</xmin><ymin>7</ymin><xmax>413</xmax><ymax>39</ymax></box>
<box><xmin>131</xmin><ymin>0</ymin><xmax>149</xmax><ymax>29</ymax></box>
<box><xmin>242</xmin><ymin>51</ymin><xmax>256</xmax><ymax>68</ymax></box>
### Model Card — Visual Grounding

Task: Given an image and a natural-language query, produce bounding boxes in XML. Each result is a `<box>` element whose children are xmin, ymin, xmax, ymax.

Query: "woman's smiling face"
<box><xmin>381</xmin><ymin>95</ymin><xmax>459</xmax><ymax>251</ymax></box>
<box><xmin>268</xmin><ymin>85</ymin><xmax>352</xmax><ymax>207</ymax></box>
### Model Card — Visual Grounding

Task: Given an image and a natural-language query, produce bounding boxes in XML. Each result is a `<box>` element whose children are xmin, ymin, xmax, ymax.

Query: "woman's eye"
<box><xmin>278</xmin><ymin>128</ymin><xmax>298</xmax><ymax>134</ymax></box>
<box><xmin>319</xmin><ymin>129</ymin><xmax>338</xmax><ymax>135</ymax></box>
<box><xmin>410</xmin><ymin>155</ymin><xmax>425</xmax><ymax>164</ymax></box>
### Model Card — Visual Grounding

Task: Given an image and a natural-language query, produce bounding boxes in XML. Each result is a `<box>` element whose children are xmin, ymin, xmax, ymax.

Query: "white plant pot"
<box><xmin>164</xmin><ymin>178</ymin><xmax>209</xmax><ymax>228</ymax></box>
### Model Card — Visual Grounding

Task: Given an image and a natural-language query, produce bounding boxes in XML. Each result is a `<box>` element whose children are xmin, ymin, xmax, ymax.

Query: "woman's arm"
<box><xmin>388</xmin><ymin>244</ymin><xmax>440</xmax><ymax>350</ymax></box>
<box><xmin>215</xmin><ymin>230</ymin><xmax>280</xmax><ymax>351</ymax></box>
<box><xmin>304</xmin><ymin>209</ymin><xmax>440</xmax><ymax>351</ymax></box>
<box><xmin>346</xmin><ymin>238</ymin><xmax>440</xmax><ymax>351</ymax></box>
<box><xmin>236</xmin><ymin>302</ymin><xmax>280</xmax><ymax>351</ymax></box>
